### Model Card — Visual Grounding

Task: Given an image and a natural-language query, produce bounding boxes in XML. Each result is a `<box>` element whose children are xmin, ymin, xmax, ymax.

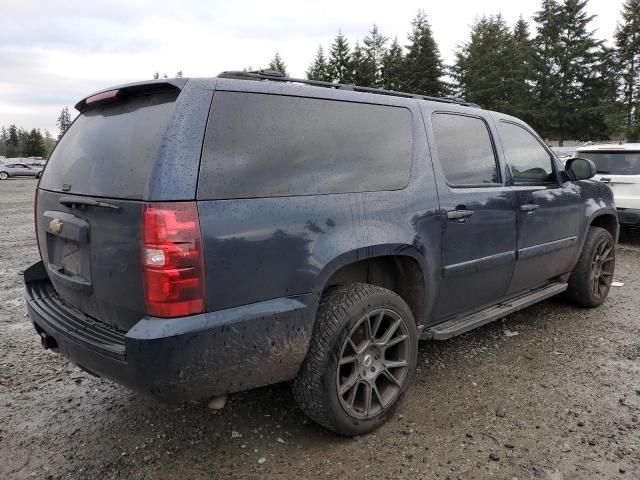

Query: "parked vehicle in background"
<box><xmin>550</xmin><ymin>146</ymin><xmax>577</xmax><ymax>164</ymax></box>
<box><xmin>24</xmin><ymin>72</ymin><xmax>618</xmax><ymax>436</ymax></box>
<box><xmin>0</xmin><ymin>162</ymin><xmax>42</xmax><ymax>180</ymax></box>
<box><xmin>577</xmin><ymin>144</ymin><xmax>640</xmax><ymax>227</ymax></box>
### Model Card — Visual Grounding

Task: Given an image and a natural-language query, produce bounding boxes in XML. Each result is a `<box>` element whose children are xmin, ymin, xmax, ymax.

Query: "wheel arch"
<box><xmin>589</xmin><ymin>211</ymin><xmax>619</xmax><ymax>243</ymax></box>
<box><xmin>569</xmin><ymin>208</ymin><xmax>619</xmax><ymax>272</ymax></box>
<box><xmin>316</xmin><ymin>245</ymin><xmax>429</xmax><ymax>327</ymax></box>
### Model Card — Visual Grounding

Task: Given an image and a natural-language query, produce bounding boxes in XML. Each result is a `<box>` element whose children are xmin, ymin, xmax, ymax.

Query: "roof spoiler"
<box><xmin>74</xmin><ymin>78</ymin><xmax>187</xmax><ymax>112</ymax></box>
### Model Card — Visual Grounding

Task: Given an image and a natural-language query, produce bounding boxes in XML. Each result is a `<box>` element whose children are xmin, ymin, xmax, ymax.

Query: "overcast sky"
<box><xmin>0</xmin><ymin>0</ymin><xmax>625</xmax><ymax>135</ymax></box>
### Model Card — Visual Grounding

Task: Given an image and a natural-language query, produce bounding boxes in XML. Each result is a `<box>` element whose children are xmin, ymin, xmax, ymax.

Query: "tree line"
<box><xmin>267</xmin><ymin>0</ymin><xmax>640</xmax><ymax>144</ymax></box>
<box><xmin>0</xmin><ymin>125</ymin><xmax>55</xmax><ymax>159</ymax></box>
<box><xmin>2</xmin><ymin>0</ymin><xmax>637</xmax><ymax>157</ymax></box>
<box><xmin>1</xmin><ymin>107</ymin><xmax>71</xmax><ymax>159</ymax></box>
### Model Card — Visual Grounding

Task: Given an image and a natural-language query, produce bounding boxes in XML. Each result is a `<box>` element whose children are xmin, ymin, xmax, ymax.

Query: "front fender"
<box><xmin>570</xmin><ymin>179</ymin><xmax>618</xmax><ymax>268</ymax></box>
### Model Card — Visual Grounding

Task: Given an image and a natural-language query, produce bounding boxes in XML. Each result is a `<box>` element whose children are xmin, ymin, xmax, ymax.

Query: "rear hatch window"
<box><xmin>40</xmin><ymin>90</ymin><xmax>179</xmax><ymax>199</ymax></box>
<box><xmin>580</xmin><ymin>151</ymin><xmax>640</xmax><ymax>175</ymax></box>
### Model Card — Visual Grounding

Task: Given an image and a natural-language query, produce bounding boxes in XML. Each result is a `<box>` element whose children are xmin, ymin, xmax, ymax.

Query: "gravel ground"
<box><xmin>1</xmin><ymin>178</ymin><xmax>639</xmax><ymax>480</ymax></box>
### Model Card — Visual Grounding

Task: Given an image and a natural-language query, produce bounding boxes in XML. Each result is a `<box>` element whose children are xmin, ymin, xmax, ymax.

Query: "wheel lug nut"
<box><xmin>370</xmin><ymin>367</ymin><xmax>375</xmax><ymax>372</ymax></box>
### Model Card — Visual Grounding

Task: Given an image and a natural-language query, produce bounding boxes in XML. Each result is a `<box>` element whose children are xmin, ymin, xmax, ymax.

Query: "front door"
<box><xmin>495</xmin><ymin>120</ymin><xmax>582</xmax><ymax>294</ymax></box>
<box><xmin>427</xmin><ymin>111</ymin><xmax>517</xmax><ymax>320</ymax></box>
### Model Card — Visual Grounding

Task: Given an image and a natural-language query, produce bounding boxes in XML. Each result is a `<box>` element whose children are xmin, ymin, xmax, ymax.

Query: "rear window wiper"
<box><xmin>59</xmin><ymin>196</ymin><xmax>120</xmax><ymax>210</ymax></box>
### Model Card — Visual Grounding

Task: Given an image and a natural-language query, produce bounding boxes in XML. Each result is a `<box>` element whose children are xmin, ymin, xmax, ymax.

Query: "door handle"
<box><xmin>446</xmin><ymin>209</ymin><xmax>475</xmax><ymax>221</ymax></box>
<box><xmin>520</xmin><ymin>204</ymin><xmax>540</xmax><ymax>214</ymax></box>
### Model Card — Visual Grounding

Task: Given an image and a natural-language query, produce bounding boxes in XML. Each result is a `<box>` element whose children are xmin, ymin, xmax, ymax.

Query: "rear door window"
<box><xmin>197</xmin><ymin>92</ymin><xmax>413</xmax><ymax>199</ymax></box>
<box><xmin>40</xmin><ymin>90</ymin><xmax>178</xmax><ymax>199</ymax></box>
<box><xmin>579</xmin><ymin>151</ymin><xmax>640</xmax><ymax>175</ymax></box>
<box><xmin>431</xmin><ymin>113</ymin><xmax>500</xmax><ymax>186</ymax></box>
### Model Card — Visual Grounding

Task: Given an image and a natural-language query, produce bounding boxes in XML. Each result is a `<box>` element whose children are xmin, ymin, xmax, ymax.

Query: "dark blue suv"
<box><xmin>24</xmin><ymin>71</ymin><xmax>618</xmax><ymax>435</ymax></box>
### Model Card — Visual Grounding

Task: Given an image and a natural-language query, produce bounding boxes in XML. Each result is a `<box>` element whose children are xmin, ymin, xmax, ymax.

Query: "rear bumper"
<box><xmin>617</xmin><ymin>208</ymin><xmax>640</xmax><ymax>226</ymax></box>
<box><xmin>24</xmin><ymin>261</ymin><xmax>319</xmax><ymax>402</ymax></box>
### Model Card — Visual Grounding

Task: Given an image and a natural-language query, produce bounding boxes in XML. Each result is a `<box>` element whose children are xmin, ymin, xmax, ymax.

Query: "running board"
<box><xmin>424</xmin><ymin>282</ymin><xmax>568</xmax><ymax>340</ymax></box>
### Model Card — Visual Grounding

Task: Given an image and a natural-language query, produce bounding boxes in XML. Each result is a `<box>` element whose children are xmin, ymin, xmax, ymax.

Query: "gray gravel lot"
<box><xmin>1</xmin><ymin>179</ymin><xmax>639</xmax><ymax>479</ymax></box>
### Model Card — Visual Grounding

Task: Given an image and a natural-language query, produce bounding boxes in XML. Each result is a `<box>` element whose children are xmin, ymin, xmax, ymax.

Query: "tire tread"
<box><xmin>565</xmin><ymin>226</ymin><xmax>614</xmax><ymax>308</ymax></box>
<box><xmin>292</xmin><ymin>283</ymin><xmax>413</xmax><ymax>435</ymax></box>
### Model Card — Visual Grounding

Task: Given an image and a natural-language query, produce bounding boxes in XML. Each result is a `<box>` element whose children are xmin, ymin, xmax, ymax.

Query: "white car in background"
<box><xmin>551</xmin><ymin>146</ymin><xmax>577</xmax><ymax>164</ymax></box>
<box><xmin>576</xmin><ymin>144</ymin><xmax>640</xmax><ymax>227</ymax></box>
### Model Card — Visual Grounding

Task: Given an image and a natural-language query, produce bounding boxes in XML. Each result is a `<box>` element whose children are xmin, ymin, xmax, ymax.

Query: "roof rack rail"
<box><xmin>217</xmin><ymin>70</ymin><xmax>481</xmax><ymax>108</ymax></box>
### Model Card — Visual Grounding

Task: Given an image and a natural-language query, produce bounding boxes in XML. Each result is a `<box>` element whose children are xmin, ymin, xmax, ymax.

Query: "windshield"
<box><xmin>580</xmin><ymin>151</ymin><xmax>640</xmax><ymax>175</ymax></box>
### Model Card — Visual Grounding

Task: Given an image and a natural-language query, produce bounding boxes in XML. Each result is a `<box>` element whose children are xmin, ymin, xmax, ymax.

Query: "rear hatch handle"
<box><xmin>59</xmin><ymin>196</ymin><xmax>120</xmax><ymax>210</ymax></box>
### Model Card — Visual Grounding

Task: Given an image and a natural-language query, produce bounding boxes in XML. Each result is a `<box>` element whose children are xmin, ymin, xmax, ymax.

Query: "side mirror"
<box><xmin>565</xmin><ymin>157</ymin><xmax>596</xmax><ymax>181</ymax></box>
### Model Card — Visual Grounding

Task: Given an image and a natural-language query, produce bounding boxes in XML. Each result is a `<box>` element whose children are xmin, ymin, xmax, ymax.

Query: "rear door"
<box><xmin>496</xmin><ymin>120</ymin><xmax>582</xmax><ymax>294</ymax></box>
<box><xmin>37</xmin><ymin>86</ymin><xmax>181</xmax><ymax>331</ymax></box>
<box><xmin>427</xmin><ymin>111</ymin><xmax>517</xmax><ymax>320</ymax></box>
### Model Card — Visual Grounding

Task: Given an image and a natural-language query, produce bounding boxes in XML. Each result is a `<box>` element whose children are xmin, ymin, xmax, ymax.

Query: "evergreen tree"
<box><xmin>381</xmin><ymin>37</ymin><xmax>405</xmax><ymax>91</ymax></box>
<box><xmin>6</xmin><ymin>124</ymin><xmax>19</xmax><ymax>158</ymax></box>
<box><xmin>403</xmin><ymin>10</ymin><xmax>448</xmax><ymax>96</ymax></box>
<box><xmin>57</xmin><ymin>107</ymin><xmax>72</xmax><ymax>140</ymax></box>
<box><xmin>176</xmin><ymin>70</ymin><xmax>183</xmax><ymax>78</ymax></box>
<box><xmin>350</xmin><ymin>41</ymin><xmax>376</xmax><ymax>86</ymax></box>
<box><xmin>509</xmin><ymin>17</ymin><xmax>537</xmax><ymax>122</ymax></box>
<box><xmin>268</xmin><ymin>51</ymin><xmax>289</xmax><ymax>76</ymax></box>
<box><xmin>532</xmin><ymin>0</ymin><xmax>609</xmax><ymax>144</ymax></box>
<box><xmin>452</xmin><ymin>15</ymin><xmax>514</xmax><ymax>112</ymax></box>
<box><xmin>599</xmin><ymin>46</ymin><xmax>626</xmax><ymax>140</ymax></box>
<box><xmin>26</xmin><ymin>129</ymin><xmax>46</xmax><ymax>158</ymax></box>
<box><xmin>328</xmin><ymin>31</ymin><xmax>352</xmax><ymax>83</ymax></box>
<box><xmin>153</xmin><ymin>71</ymin><xmax>160</xmax><ymax>79</ymax></box>
<box><xmin>0</xmin><ymin>127</ymin><xmax>7</xmax><ymax>157</ymax></box>
<box><xmin>363</xmin><ymin>24</ymin><xmax>388</xmax><ymax>87</ymax></box>
<box><xmin>614</xmin><ymin>0</ymin><xmax>640</xmax><ymax>140</ymax></box>
<box><xmin>43</xmin><ymin>129</ymin><xmax>56</xmax><ymax>159</ymax></box>
<box><xmin>17</xmin><ymin>128</ymin><xmax>29</xmax><ymax>157</ymax></box>
<box><xmin>306</xmin><ymin>46</ymin><xmax>332</xmax><ymax>81</ymax></box>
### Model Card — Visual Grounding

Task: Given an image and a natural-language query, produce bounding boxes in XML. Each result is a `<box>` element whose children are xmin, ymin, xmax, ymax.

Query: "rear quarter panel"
<box><xmin>198</xmin><ymin>194</ymin><xmax>360</xmax><ymax>311</ymax></box>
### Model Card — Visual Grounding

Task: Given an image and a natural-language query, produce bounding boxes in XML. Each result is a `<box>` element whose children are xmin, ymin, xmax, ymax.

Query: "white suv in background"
<box><xmin>576</xmin><ymin>144</ymin><xmax>640</xmax><ymax>227</ymax></box>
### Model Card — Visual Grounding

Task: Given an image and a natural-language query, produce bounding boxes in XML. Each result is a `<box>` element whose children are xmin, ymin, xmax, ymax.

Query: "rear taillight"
<box><xmin>34</xmin><ymin>188</ymin><xmax>41</xmax><ymax>257</ymax></box>
<box><xmin>142</xmin><ymin>202</ymin><xmax>206</xmax><ymax>318</ymax></box>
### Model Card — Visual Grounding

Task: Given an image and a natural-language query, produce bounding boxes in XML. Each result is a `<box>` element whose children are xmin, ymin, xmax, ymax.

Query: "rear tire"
<box><xmin>565</xmin><ymin>226</ymin><xmax>615</xmax><ymax>307</ymax></box>
<box><xmin>0</xmin><ymin>172</ymin><xmax>8</xmax><ymax>180</ymax></box>
<box><xmin>292</xmin><ymin>283</ymin><xmax>418</xmax><ymax>436</ymax></box>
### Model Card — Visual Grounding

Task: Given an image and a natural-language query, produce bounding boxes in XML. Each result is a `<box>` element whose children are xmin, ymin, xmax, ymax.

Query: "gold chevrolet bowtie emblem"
<box><xmin>49</xmin><ymin>218</ymin><xmax>63</xmax><ymax>235</ymax></box>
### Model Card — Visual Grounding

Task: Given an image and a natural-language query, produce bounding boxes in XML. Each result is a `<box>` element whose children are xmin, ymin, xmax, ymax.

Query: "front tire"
<box><xmin>293</xmin><ymin>283</ymin><xmax>418</xmax><ymax>436</ymax></box>
<box><xmin>0</xmin><ymin>172</ymin><xmax>8</xmax><ymax>180</ymax></box>
<box><xmin>565</xmin><ymin>226</ymin><xmax>615</xmax><ymax>307</ymax></box>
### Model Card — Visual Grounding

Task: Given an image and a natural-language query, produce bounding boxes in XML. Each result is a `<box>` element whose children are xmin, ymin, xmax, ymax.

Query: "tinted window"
<box><xmin>579</xmin><ymin>151</ymin><xmax>640</xmax><ymax>175</ymax></box>
<box><xmin>40</xmin><ymin>90</ymin><xmax>178</xmax><ymax>199</ymax></box>
<box><xmin>498</xmin><ymin>122</ymin><xmax>554</xmax><ymax>184</ymax></box>
<box><xmin>197</xmin><ymin>92</ymin><xmax>413</xmax><ymax>199</ymax></box>
<box><xmin>432</xmin><ymin>113</ymin><xmax>500</xmax><ymax>186</ymax></box>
